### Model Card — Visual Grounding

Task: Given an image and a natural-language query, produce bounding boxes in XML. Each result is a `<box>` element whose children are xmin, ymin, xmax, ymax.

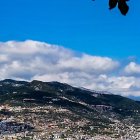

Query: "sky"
<box><xmin>0</xmin><ymin>0</ymin><xmax>140</xmax><ymax>97</ymax></box>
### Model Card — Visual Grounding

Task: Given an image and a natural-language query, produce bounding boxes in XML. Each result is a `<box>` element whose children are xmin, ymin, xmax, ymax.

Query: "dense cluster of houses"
<box><xmin>0</xmin><ymin>105</ymin><xmax>140</xmax><ymax>140</ymax></box>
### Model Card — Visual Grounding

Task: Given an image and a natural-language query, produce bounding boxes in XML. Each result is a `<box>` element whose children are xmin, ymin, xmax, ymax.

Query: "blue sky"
<box><xmin>0</xmin><ymin>0</ymin><xmax>140</xmax><ymax>97</ymax></box>
<box><xmin>0</xmin><ymin>0</ymin><xmax>140</xmax><ymax>58</ymax></box>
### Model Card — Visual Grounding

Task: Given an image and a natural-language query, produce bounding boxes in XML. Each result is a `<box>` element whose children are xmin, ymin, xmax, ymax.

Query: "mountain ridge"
<box><xmin>0</xmin><ymin>79</ymin><xmax>140</xmax><ymax>113</ymax></box>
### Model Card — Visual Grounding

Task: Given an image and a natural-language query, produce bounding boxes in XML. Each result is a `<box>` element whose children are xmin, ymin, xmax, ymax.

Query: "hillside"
<box><xmin>0</xmin><ymin>79</ymin><xmax>140</xmax><ymax>139</ymax></box>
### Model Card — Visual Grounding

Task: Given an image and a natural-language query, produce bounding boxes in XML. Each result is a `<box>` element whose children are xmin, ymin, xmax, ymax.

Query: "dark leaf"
<box><xmin>118</xmin><ymin>0</ymin><xmax>129</xmax><ymax>15</ymax></box>
<box><xmin>109</xmin><ymin>0</ymin><xmax>118</xmax><ymax>9</ymax></box>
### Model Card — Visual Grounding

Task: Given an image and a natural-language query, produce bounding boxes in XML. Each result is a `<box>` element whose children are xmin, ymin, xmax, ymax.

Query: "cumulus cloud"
<box><xmin>124</xmin><ymin>62</ymin><xmax>140</xmax><ymax>76</ymax></box>
<box><xmin>0</xmin><ymin>40</ymin><xmax>140</xmax><ymax>96</ymax></box>
<box><xmin>0</xmin><ymin>40</ymin><xmax>119</xmax><ymax>79</ymax></box>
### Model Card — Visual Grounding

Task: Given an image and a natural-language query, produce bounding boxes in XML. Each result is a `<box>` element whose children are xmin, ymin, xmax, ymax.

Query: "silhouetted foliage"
<box><xmin>109</xmin><ymin>0</ymin><xmax>118</xmax><ymax>10</ymax></box>
<box><xmin>93</xmin><ymin>0</ymin><xmax>129</xmax><ymax>15</ymax></box>
<box><xmin>109</xmin><ymin>0</ymin><xmax>129</xmax><ymax>15</ymax></box>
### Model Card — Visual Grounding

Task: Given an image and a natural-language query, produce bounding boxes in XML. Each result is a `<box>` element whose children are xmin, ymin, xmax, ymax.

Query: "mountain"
<box><xmin>0</xmin><ymin>79</ymin><xmax>140</xmax><ymax>139</ymax></box>
<box><xmin>0</xmin><ymin>79</ymin><xmax>140</xmax><ymax>111</ymax></box>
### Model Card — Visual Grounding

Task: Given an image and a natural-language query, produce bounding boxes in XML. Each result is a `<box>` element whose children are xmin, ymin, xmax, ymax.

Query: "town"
<box><xmin>0</xmin><ymin>104</ymin><xmax>140</xmax><ymax>140</ymax></box>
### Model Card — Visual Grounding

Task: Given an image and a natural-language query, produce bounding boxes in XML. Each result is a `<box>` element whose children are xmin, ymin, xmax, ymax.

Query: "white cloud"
<box><xmin>0</xmin><ymin>40</ymin><xmax>119</xmax><ymax>78</ymax></box>
<box><xmin>0</xmin><ymin>40</ymin><xmax>140</xmax><ymax>96</ymax></box>
<box><xmin>0</xmin><ymin>55</ymin><xmax>9</xmax><ymax>62</ymax></box>
<box><xmin>124</xmin><ymin>62</ymin><xmax>140</xmax><ymax>75</ymax></box>
<box><xmin>58</xmin><ymin>54</ymin><xmax>119</xmax><ymax>74</ymax></box>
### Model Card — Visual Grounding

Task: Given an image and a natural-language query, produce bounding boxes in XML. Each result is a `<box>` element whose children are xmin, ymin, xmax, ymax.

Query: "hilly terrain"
<box><xmin>0</xmin><ymin>79</ymin><xmax>140</xmax><ymax>139</ymax></box>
